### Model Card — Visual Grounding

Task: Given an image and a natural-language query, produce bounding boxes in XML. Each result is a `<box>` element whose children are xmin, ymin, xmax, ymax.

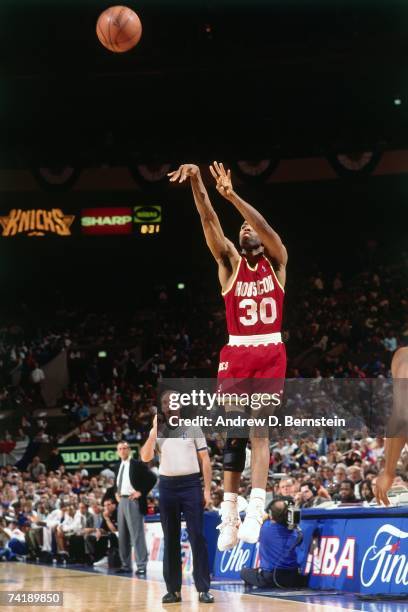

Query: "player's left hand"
<box><xmin>375</xmin><ymin>471</ymin><xmax>394</xmax><ymax>506</ymax></box>
<box><xmin>209</xmin><ymin>161</ymin><xmax>234</xmax><ymax>199</ymax></box>
<box><xmin>129</xmin><ymin>490</ymin><xmax>142</xmax><ymax>500</ymax></box>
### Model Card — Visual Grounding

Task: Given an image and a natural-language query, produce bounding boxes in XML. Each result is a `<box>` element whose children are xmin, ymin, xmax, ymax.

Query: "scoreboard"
<box><xmin>134</xmin><ymin>206</ymin><xmax>161</xmax><ymax>236</ymax></box>
<box><xmin>81</xmin><ymin>206</ymin><xmax>162</xmax><ymax>237</ymax></box>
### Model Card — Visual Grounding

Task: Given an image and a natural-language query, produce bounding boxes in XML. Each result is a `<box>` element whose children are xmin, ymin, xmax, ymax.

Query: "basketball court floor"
<box><xmin>1</xmin><ymin>563</ymin><xmax>406</xmax><ymax>612</ymax></box>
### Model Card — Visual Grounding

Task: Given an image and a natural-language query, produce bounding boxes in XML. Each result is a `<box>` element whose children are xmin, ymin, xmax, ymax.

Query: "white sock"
<box><xmin>222</xmin><ymin>492</ymin><xmax>238</xmax><ymax>513</ymax></box>
<box><xmin>250</xmin><ymin>488</ymin><xmax>266</xmax><ymax>505</ymax></box>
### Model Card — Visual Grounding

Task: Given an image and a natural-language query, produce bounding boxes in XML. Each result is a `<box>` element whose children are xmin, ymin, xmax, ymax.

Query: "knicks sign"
<box><xmin>81</xmin><ymin>207</ymin><xmax>133</xmax><ymax>235</ymax></box>
<box><xmin>0</xmin><ymin>208</ymin><xmax>75</xmax><ymax>237</ymax></box>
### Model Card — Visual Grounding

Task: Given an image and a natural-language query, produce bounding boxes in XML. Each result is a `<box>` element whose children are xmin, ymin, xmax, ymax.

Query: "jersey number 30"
<box><xmin>238</xmin><ymin>297</ymin><xmax>277</xmax><ymax>326</ymax></box>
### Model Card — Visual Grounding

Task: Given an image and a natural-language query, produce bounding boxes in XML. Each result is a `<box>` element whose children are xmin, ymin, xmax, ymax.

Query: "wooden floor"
<box><xmin>0</xmin><ymin>564</ymin><xmax>355</xmax><ymax>612</ymax></box>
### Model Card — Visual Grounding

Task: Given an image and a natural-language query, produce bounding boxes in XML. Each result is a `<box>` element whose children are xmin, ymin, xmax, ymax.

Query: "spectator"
<box><xmin>346</xmin><ymin>466</ymin><xmax>363</xmax><ymax>499</ymax></box>
<box><xmin>383</xmin><ymin>331</ymin><xmax>398</xmax><ymax>352</ymax></box>
<box><xmin>337</xmin><ymin>479</ymin><xmax>357</xmax><ymax>503</ymax></box>
<box><xmin>100</xmin><ymin>462</ymin><xmax>115</xmax><ymax>480</ymax></box>
<box><xmin>334</xmin><ymin>464</ymin><xmax>347</xmax><ymax>484</ymax></box>
<box><xmin>55</xmin><ymin>505</ymin><xmax>76</xmax><ymax>558</ymax></box>
<box><xmin>276</xmin><ymin>478</ymin><xmax>294</xmax><ymax>501</ymax></box>
<box><xmin>31</xmin><ymin>363</ymin><xmax>45</xmax><ymax>385</ymax></box>
<box><xmin>47</xmin><ymin>448</ymin><xmax>64</xmax><ymax>472</ymax></box>
<box><xmin>84</xmin><ymin>498</ymin><xmax>118</xmax><ymax>567</ymax></box>
<box><xmin>359</xmin><ymin>479</ymin><xmax>375</xmax><ymax>503</ymax></box>
<box><xmin>297</xmin><ymin>483</ymin><xmax>327</xmax><ymax>508</ymax></box>
<box><xmin>28</xmin><ymin>457</ymin><xmax>46</xmax><ymax>482</ymax></box>
<box><xmin>0</xmin><ymin>518</ymin><xmax>29</xmax><ymax>560</ymax></box>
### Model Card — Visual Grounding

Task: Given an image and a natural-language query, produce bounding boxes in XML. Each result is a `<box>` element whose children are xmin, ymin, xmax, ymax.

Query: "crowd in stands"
<box><xmin>1</xmin><ymin>430</ymin><xmax>407</xmax><ymax>564</ymax></box>
<box><xmin>0</xmin><ymin>249</ymin><xmax>407</xmax><ymax>564</ymax></box>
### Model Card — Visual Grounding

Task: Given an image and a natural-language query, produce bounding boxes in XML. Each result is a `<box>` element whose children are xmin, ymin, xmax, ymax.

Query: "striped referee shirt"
<box><xmin>156</xmin><ymin>426</ymin><xmax>207</xmax><ymax>476</ymax></box>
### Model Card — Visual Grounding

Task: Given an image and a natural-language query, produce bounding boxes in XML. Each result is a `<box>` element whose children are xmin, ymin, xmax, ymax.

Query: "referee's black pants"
<box><xmin>159</xmin><ymin>473</ymin><xmax>211</xmax><ymax>593</ymax></box>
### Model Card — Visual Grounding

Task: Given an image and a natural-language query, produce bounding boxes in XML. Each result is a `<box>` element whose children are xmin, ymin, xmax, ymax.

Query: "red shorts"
<box><xmin>216</xmin><ymin>342</ymin><xmax>286</xmax><ymax>429</ymax></box>
<box><xmin>217</xmin><ymin>342</ymin><xmax>287</xmax><ymax>380</ymax></box>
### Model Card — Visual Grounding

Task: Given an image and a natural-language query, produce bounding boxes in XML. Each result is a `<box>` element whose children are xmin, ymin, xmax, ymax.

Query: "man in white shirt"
<box><xmin>113</xmin><ymin>441</ymin><xmax>156</xmax><ymax>575</ymax></box>
<box><xmin>89</xmin><ymin>502</ymin><xmax>104</xmax><ymax>528</ymax></box>
<box><xmin>67</xmin><ymin>502</ymin><xmax>95</xmax><ymax>563</ymax></box>
<box><xmin>55</xmin><ymin>506</ymin><xmax>76</xmax><ymax>556</ymax></box>
<box><xmin>42</xmin><ymin>503</ymin><xmax>67</xmax><ymax>553</ymax></box>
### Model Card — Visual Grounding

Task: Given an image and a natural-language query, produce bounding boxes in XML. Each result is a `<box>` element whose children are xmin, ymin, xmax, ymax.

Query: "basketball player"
<box><xmin>168</xmin><ymin>162</ymin><xmax>287</xmax><ymax>550</ymax></box>
<box><xmin>376</xmin><ymin>347</ymin><xmax>408</xmax><ymax>505</ymax></box>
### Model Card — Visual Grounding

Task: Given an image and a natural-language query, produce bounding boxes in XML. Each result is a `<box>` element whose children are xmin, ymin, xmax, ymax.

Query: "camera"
<box><xmin>287</xmin><ymin>505</ymin><xmax>301</xmax><ymax>530</ymax></box>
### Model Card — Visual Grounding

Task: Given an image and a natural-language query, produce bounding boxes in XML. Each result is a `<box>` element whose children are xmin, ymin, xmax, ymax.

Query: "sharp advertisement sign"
<box><xmin>81</xmin><ymin>207</ymin><xmax>133</xmax><ymax>235</ymax></box>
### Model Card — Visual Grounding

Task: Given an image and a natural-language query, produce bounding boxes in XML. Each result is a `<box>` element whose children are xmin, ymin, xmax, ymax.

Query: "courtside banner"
<box><xmin>157</xmin><ymin>378</ymin><xmax>403</xmax><ymax>439</ymax></box>
<box><xmin>213</xmin><ymin>540</ymin><xmax>257</xmax><ymax>579</ymax></box>
<box><xmin>58</xmin><ymin>443</ymin><xmax>139</xmax><ymax>471</ymax></box>
<box><xmin>81</xmin><ymin>207</ymin><xmax>133</xmax><ymax>235</ymax></box>
<box><xmin>145</xmin><ymin>518</ymin><xmax>193</xmax><ymax>575</ymax></box>
<box><xmin>299</xmin><ymin>507</ymin><xmax>408</xmax><ymax>595</ymax></box>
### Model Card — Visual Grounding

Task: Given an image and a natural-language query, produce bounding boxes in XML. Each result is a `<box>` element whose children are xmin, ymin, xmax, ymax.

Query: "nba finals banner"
<box><xmin>300</xmin><ymin>507</ymin><xmax>408</xmax><ymax>595</ymax></box>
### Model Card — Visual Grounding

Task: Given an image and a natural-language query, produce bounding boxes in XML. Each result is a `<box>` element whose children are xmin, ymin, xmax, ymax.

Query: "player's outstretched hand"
<box><xmin>375</xmin><ymin>471</ymin><xmax>394</xmax><ymax>506</ymax></box>
<box><xmin>209</xmin><ymin>161</ymin><xmax>233</xmax><ymax>199</ymax></box>
<box><xmin>168</xmin><ymin>164</ymin><xmax>199</xmax><ymax>183</ymax></box>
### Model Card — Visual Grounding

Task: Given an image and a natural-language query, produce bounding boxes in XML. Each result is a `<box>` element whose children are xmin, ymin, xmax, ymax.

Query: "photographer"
<box><xmin>240</xmin><ymin>500</ymin><xmax>305</xmax><ymax>589</ymax></box>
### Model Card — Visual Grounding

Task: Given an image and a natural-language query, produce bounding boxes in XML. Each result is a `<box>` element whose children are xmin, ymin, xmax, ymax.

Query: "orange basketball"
<box><xmin>96</xmin><ymin>6</ymin><xmax>142</xmax><ymax>53</ymax></box>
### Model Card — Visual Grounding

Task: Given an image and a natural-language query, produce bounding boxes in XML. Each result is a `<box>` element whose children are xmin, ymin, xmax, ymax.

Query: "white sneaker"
<box><xmin>238</xmin><ymin>499</ymin><xmax>264</xmax><ymax>544</ymax></box>
<box><xmin>93</xmin><ymin>556</ymin><xmax>108</xmax><ymax>567</ymax></box>
<box><xmin>217</xmin><ymin>502</ymin><xmax>241</xmax><ymax>551</ymax></box>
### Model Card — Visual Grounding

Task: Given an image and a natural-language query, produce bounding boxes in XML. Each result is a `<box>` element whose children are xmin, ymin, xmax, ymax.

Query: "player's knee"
<box><xmin>223</xmin><ymin>438</ymin><xmax>247</xmax><ymax>472</ymax></box>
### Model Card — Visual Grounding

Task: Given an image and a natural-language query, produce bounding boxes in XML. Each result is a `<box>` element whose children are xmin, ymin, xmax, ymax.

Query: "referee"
<box><xmin>140</xmin><ymin>393</ymin><xmax>214</xmax><ymax>604</ymax></box>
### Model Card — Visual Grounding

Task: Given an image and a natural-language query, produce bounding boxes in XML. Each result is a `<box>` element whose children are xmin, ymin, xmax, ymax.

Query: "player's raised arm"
<box><xmin>168</xmin><ymin>164</ymin><xmax>240</xmax><ymax>289</ymax></box>
<box><xmin>209</xmin><ymin>161</ymin><xmax>288</xmax><ymax>271</ymax></box>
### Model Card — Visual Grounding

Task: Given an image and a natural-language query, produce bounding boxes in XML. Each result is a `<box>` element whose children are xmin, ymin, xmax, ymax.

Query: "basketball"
<box><xmin>96</xmin><ymin>6</ymin><xmax>142</xmax><ymax>53</ymax></box>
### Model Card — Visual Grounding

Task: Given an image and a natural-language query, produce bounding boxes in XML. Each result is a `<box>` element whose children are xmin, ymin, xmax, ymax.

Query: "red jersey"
<box><xmin>223</xmin><ymin>254</ymin><xmax>284</xmax><ymax>337</ymax></box>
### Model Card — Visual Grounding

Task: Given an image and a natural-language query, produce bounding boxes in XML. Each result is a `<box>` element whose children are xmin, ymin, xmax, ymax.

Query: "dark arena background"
<box><xmin>0</xmin><ymin>2</ymin><xmax>407</xmax><ymax>611</ymax></box>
